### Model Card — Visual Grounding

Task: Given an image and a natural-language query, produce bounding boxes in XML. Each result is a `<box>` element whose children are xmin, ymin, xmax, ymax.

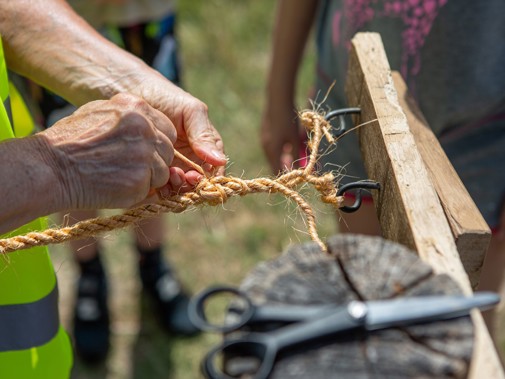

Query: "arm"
<box><xmin>0</xmin><ymin>94</ymin><xmax>179</xmax><ymax>234</ymax></box>
<box><xmin>0</xmin><ymin>0</ymin><xmax>226</xmax><ymax>176</ymax></box>
<box><xmin>261</xmin><ymin>0</ymin><xmax>319</xmax><ymax>173</ymax></box>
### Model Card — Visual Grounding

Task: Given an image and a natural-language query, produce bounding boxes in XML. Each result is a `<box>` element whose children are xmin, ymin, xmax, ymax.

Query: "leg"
<box><xmin>69</xmin><ymin>210</ymin><xmax>110</xmax><ymax>363</ymax></box>
<box><xmin>134</xmin><ymin>212</ymin><xmax>199</xmax><ymax>336</ymax></box>
<box><xmin>119</xmin><ymin>16</ymin><xmax>197</xmax><ymax>335</ymax></box>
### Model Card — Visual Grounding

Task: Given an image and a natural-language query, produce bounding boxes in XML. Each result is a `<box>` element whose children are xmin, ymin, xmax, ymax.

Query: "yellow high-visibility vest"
<box><xmin>0</xmin><ymin>36</ymin><xmax>73</xmax><ymax>379</ymax></box>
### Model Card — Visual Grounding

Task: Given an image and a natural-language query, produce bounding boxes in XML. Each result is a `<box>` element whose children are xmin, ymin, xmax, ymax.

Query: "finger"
<box><xmin>158</xmin><ymin>167</ymin><xmax>186</xmax><ymax>197</ymax></box>
<box><xmin>150</xmin><ymin>153</ymin><xmax>171</xmax><ymax>189</ymax></box>
<box><xmin>184</xmin><ymin>104</ymin><xmax>227</xmax><ymax>167</ymax></box>
<box><xmin>148</xmin><ymin>107</ymin><xmax>177</xmax><ymax>144</ymax></box>
<box><xmin>185</xmin><ymin>170</ymin><xmax>203</xmax><ymax>186</ymax></box>
<box><xmin>168</xmin><ymin>166</ymin><xmax>186</xmax><ymax>193</ymax></box>
<box><xmin>154</xmin><ymin>129</ymin><xmax>176</xmax><ymax>166</ymax></box>
<box><xmin>202</xmin><ymin>162</ymin><xmax>225</xmax><ymax>176</ymax></box>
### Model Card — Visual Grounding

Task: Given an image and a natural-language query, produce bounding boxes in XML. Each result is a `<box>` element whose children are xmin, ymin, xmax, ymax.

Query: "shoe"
<box><xmin>139</xmin><ymin>252</ymin><xmax>200</xmax><ymax>336</ymax></box>
<box><xmin>73</xmin><ymin>266</ymin><xmax>110</xmax><ymax>363</ymax></box>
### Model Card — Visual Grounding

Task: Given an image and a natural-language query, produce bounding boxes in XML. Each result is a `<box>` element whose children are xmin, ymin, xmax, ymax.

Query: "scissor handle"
<box><xmin>188</xmin><ymin>285</ymin><xmax>255</xmax><ymax>333</ymax></box>
<box><xmin>202</xmin><ymin>303</ymin><xmax>367</xmax><ymax>379</ymax></box>
<box><xmin>202</xmin><ymin>333</ymin><xmax>275</xmax><ymax>379</ymax></box>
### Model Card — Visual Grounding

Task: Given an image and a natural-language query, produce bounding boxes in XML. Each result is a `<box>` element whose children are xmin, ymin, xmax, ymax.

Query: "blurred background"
<box><xmin>49</xmin><ymin>1</ymin><xmax>338</xmax><ymax>378</ymax></box>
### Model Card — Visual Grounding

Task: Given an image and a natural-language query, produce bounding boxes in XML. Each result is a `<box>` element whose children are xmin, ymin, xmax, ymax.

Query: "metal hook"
<box><xmin>337</xmin><ymin>180</ymin><xmax>381</xmax><ymax>213</ymax></box>
<box><xmin>324</xmin><ymin>107</ymin><xmax>361</xmax><ymax>138</ymax></box>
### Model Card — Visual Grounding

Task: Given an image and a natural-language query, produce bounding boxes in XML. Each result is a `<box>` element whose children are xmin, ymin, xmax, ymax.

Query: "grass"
<box><xmin>44</xmin><ymin>1</ymin><xmax>505</xmax><ymax>378</ymax></box>
<box><xmin>49</xmin><ymin>1</ymin><xmax>336</xmax><ymax>378</ymax></box>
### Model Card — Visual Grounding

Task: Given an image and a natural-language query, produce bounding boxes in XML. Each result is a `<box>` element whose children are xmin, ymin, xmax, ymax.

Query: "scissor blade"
<box><xmin>365</xmin><ymin>292</ymin><xmax>500</xmax><ymax>331</ymax></box>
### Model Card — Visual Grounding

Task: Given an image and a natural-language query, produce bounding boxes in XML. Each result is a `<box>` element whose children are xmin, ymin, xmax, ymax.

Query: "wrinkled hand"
<box><xmin>131</xmin><ymin>71</ymin><xmax>227</xmax><ymax>181</ymax></box>
<box><xmin>261</xmin><ymin>102</ymin><xmax>301</xmax><ymax>174</ymax></box>
<box><xmin>37</xmin><ymin>93</ymin><xmax>180</xmax><ymax>210</ymax></box>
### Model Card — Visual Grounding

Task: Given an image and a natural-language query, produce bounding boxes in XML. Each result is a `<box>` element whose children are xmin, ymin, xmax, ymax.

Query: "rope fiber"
<box><xmin>0</xmin><ymin>110</ymin><xmax>344</xmax><ymax>254</ymax></box>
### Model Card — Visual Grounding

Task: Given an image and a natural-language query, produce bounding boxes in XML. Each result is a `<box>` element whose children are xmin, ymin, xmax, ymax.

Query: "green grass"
<box><xmin>47</xmin><ymin>2</ymin><xmax>505</xmax><ymax>378</ymax></box>
<box><xmin>50</xmin><ymin>1</ymin><xmax>337</xmax><ymax>378</ymax></box>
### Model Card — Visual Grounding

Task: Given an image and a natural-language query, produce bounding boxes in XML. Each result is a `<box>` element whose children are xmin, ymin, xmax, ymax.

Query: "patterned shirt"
<box><xmin>316</xmin><ymin>0</ymin><xmax>505</xmax><ymax>134</ymax></box>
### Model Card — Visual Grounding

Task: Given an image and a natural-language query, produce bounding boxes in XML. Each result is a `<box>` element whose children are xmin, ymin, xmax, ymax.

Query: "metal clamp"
<box><xmin>337</xmin><ymin>180</ymin><xmax>381</xmax><ymax>213</ymax></box>
<box><xmin>324</xmin><ymin>107</ymin><xmax>361</xmax><ymax>138</ymax></box>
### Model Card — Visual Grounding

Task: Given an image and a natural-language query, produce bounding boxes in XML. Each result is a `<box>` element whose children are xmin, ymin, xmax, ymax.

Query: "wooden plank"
<box><xmin>392</xmin><ymin>71</ymin><xmax>491</xmax><ymax>289</ymax></box>
<box><xmin>344</xmin><ymin>32</ymin><xmax>503</xmax><ymax>379</ymax></box>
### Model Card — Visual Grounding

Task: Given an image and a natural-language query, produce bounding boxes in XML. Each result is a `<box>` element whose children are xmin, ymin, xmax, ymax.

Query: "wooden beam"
<box><xmin>392</xmin><ymin>71</ymin><xmax>491</xmax><ymax>288</ymax></box>
<box><xmin>345</xmin><ymin>32</ymin><xmax>503</xmax><ymax>379</ymax></box>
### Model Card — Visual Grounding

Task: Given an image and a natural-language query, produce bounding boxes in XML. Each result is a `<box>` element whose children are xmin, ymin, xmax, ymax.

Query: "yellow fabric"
<box><xmin>0</xmin><ymin>327</ymin><xmax>73</xmax><ymax>379</ymax></box>
<box><xmin>0</xmin><ymin>99</ymin><xmax>10</xmax><ymax>139</ymax></box>
<box><xmin>0</xmin><ymin>35</ymin><xmax>73</xmax><ymax>378</ymax></box>
<box><xmin>0</xmin><ymin>38</ymin><xmax>8</xmax><ymax>102</ymax></box>
<box><xmin>0</xmin><ymin>218</ymin><xmax>57</xmax><ymax>305</ymax></box>
<box><xmin>9</xmin><ymin>81</ymin><xmax>35</xmax><ymax>137</ymax></box>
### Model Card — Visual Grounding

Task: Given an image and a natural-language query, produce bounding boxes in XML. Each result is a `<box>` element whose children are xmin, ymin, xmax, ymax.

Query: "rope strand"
<box><xmin>0</xmin><ymin>110</ymin><xmax>343</xmax><ymax>254</ymax></box>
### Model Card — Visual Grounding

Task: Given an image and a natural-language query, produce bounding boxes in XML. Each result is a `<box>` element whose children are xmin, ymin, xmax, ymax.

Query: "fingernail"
<box><xmin>211</xmin><ymin>149</ymin><xmax>227</xmax><ymax>162</ymax></box>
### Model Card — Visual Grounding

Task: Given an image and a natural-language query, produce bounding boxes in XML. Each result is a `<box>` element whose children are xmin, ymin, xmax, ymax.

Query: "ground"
<box><xmin>50</xmin><ymin>3</ymin><xmax>331</xmax><ymax>378</ymax></box>
<box><xmin>47</xmin><ymin>1</ymin><xmax>505</xmax><ymax>378</ymax></box>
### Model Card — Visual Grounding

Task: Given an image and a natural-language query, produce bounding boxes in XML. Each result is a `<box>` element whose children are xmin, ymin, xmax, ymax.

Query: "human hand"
<box><xmin>1</xmin><ymin>3</ymin><xmax>226</xmax><ymax>180</ymax></box>
<box><xmin>127</xmin><ymin>71</ymin><xmax>227</xmax><ymax>179</ymax></box>
<box><xmin>261</xmin><ymin>102</ymin><xmax>301</xmax><ymax>174</ymax></box>
<box><xmin>36</xmin><ymin>93</ymin><xmax>180</xmax><ymax>210</ymax></box>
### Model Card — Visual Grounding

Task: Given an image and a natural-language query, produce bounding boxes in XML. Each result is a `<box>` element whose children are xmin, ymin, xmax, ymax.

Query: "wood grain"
<box><xmin>226</xmin><ymin>235</ymin><xmax>474</xmax><ymax>378</ymax></box>
<box><xmin>344</xmin><ymin>32</ymin><xmax>502</xmax><ymax>379</ymax></box>
<box><xmin>392</xmin><ymin>71</ymin><xmax>490</xmax><ymax>288</ymax></box>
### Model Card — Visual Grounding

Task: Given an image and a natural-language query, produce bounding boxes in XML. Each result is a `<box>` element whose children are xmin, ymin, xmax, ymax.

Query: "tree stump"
<box><xmin>225</xmin><ymin>234</ymin><xmax>474</xmax><ymax>378</ymax></box>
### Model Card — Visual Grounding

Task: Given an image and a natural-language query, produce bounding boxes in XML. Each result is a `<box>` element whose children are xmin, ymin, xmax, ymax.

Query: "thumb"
<box><xmin>186</xmin><ymin>108</ymin><xmax>227</xmax><ymax>167</ymax></box>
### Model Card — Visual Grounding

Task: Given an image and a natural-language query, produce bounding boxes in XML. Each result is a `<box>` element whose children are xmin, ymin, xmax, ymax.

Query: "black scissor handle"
<box><xmin>202</xmin><ymin>334</ymin><xmax>275</xmax><ymax>379</ymax></box>
<box><xmin>188</xmin><ymin>285</ymin><xmax>255</xmax><ymax>333</ymax></box>
<box><xmin>202</xmin><ymin>303</ymin><xmax>366</xmax><ymax>379</ymax></box>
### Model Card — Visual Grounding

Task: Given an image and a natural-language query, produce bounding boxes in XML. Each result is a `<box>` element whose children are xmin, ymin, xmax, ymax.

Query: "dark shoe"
<box><xmin>73</xmin><ymin>263</ymin><xmax>110</xmax><ymax>363</ymax></box>
<box><xmin>139</xmin><ymin>249</ymin><xmax>200</xmax><ymax>336</ymax></box>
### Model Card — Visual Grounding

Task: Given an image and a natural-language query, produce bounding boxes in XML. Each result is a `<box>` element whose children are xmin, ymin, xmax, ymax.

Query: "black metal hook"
<box><xmin>337</xmin><ymin>180</ymin><xmax>381</xmax><ymax>213</ymax></box>
<box><xmin>324</xmin><ymin>107</ymin><xmax>361</xmax><ymax>138</ymax></box>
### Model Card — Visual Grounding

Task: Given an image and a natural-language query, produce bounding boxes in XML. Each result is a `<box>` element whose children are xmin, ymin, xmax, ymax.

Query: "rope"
<box><xmin>0</xmin><ymin>110</ymin><xmax>344</xmax><ymax>254</ymax></box>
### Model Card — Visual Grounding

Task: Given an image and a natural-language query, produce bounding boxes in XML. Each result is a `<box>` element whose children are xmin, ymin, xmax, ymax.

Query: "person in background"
<box><xmin>22</xmin><ymin>0</ymin><xmax>199</xmax><ymax>363</ymax></box>
<box><xmin>0</xmin><ymin>0</ymin><xmax>226</xmax><ymax>376</ymax></box>
<box><xmin>262</xmin><ymin>0</ymin><xmax>505</xmax><ymax>334</ymax></box>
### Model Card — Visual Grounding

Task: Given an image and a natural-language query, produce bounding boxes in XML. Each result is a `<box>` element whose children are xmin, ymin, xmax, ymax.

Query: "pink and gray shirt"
<box><xmin>315</xmin><ymin>0</ymin><xmax>505</xmax><ymax>228</ymax></box>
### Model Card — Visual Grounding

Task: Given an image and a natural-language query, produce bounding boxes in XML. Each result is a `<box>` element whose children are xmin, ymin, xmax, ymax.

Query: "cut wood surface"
<box><xmin>344</xmin><ymin>32</ymin><xmax>503</xmax><ymax>379</ymax></box>
<box><xmin>392</xmin><ymin>71</ymin><xmax>490</xmax><ymax>288</ymax></box>
<box><xmin>226</xmin><ymin>235</ymin><xmax>474</xmax><ymax>378</ymax></box>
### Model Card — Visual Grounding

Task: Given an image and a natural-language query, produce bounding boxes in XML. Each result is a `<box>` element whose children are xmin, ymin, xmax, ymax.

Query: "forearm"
<box><xmin>0</xmin><ymin>0</ymin><xmax>147</xmax><ymax>106</ymax></box>
<box><xmin>267</xmin><ymin>0</ymin><xmax>319</xmax><ymax>102</ymax></box>
<box><xmin>0</xmin><ymin>135</ymin><xmax>65</xmax><ymax>234</ymax></box>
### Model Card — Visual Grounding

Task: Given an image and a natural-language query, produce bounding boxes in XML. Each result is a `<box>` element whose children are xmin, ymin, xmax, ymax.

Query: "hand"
<box><xmin>0</xmin><ymin>1</ymin><xmax>227</xmax><ymax>180</ymax></box>
<box><xmin>37</xmin><ymin>93</ymin><xmax>178</xmax><ymax>209</ymax></box>
<box><xmin>128</xmin><ymin>71</ymin><xmax>227</xmax><ymax>179</ymax></box>
<box><xmin>261</xmin><ymin>102</ymin><xmax>301</xmax><ymax>174</ymax></box>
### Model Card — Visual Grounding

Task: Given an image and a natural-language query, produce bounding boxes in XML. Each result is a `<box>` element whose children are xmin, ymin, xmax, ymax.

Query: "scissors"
<box><xmin>188</xmin><ymin>285</ymin><xmax>339</xmax><ymax>333</ymax></box>
<box><xmin>194</xmin><ymin>287</ymin><xmax>499</xmax><ymax>379</ymax></box>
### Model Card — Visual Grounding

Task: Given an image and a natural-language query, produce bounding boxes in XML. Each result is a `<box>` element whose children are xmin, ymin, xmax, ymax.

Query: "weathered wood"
<box><xmin>392</xmin><ymin>71</ymin><xmax>491</xmax><ymax>288</ymax></box>
<box><xmin>226</xmin><ymin>235</ymin><xmax>474</xmax><ymax>378</ymax></box>
<box><xmin>344</xmin><ymin>32</ymin><xmax>503</xmax><ymax>379</ymax></box>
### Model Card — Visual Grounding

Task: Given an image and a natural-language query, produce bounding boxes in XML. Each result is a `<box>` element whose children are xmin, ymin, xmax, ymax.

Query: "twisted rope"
<box><xmin>0</xmin><ymin>110</ymin><xmax>343</xmax><ymax>254</ymax></box>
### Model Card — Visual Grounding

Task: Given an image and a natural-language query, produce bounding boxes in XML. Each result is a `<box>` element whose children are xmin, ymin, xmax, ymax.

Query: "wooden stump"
<box><xmin>227</xmin><ymin>234</ymin><xmax>474</xmax><ymax>378</ymax></box>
